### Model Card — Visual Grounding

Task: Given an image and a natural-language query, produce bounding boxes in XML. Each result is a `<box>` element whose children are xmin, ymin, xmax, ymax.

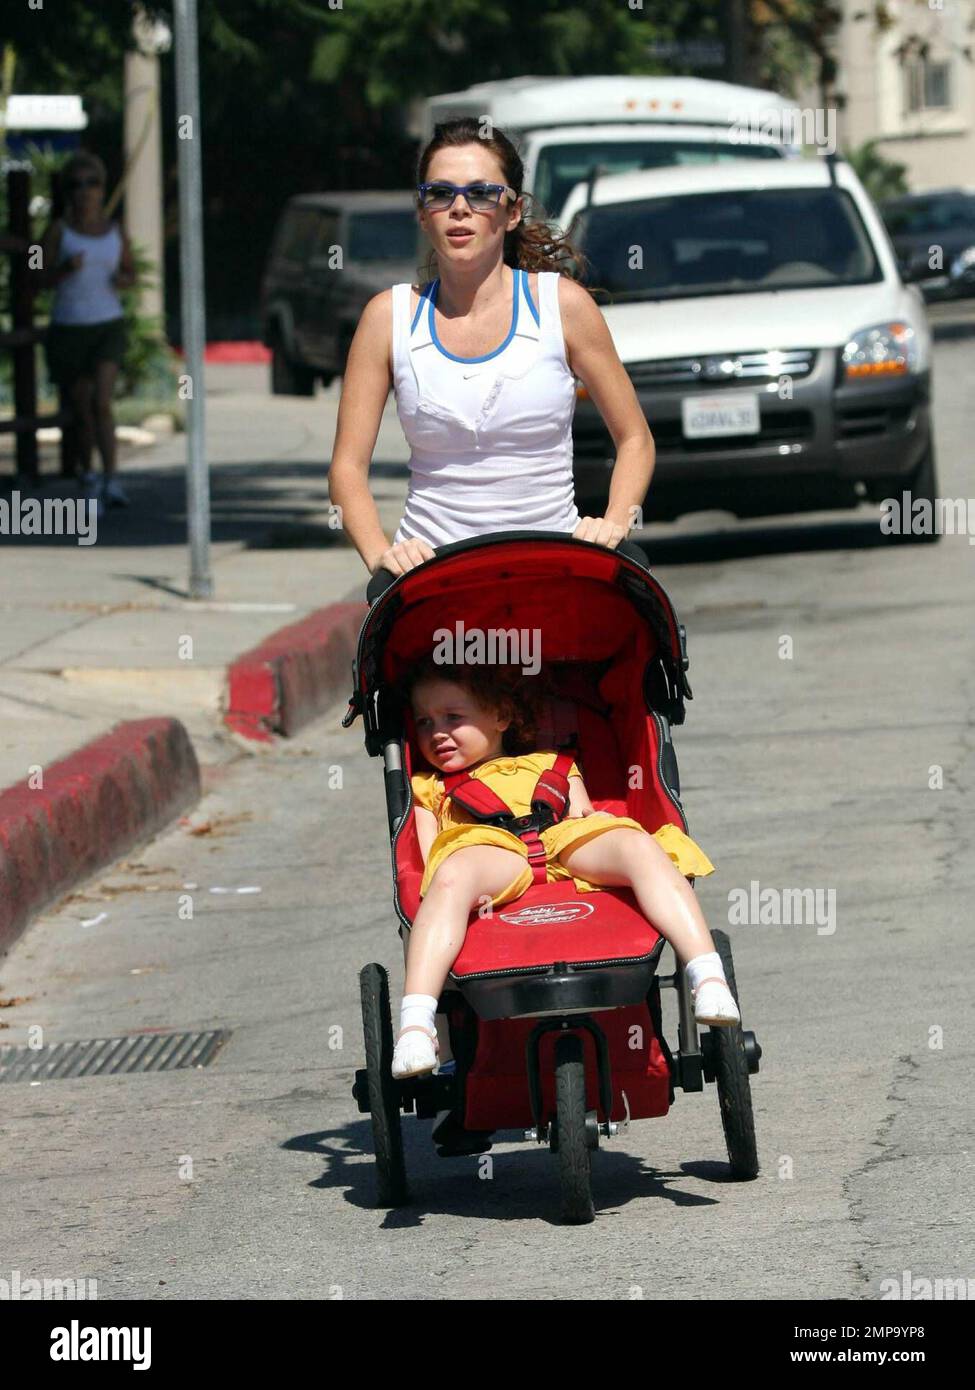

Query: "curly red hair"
<box><xmin>402</xmin><ymin>656</ymin><xmax>553</xmax><ymax>755</ymax></box>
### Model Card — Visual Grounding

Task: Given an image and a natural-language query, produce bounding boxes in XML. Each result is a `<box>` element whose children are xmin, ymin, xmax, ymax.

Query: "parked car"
<box><xmin>879</xmin><ymin>189</ymin><xmax>975</xmax><ymax>301</ymax></box>
<box><xmin>563</xmin><ymin>157</ymin><xmax>936</xmax><ymax>528</ymax></box>
<box><xmin>261</xmin><ymin>191</ymin><xmax>418</xmax><ymax>394</ymax></box>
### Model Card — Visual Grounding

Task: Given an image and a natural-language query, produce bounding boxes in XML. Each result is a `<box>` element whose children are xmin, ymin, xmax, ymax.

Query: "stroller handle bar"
<box><xmin>365</xmin><ymin>531</ymin><xmax>651</xmax><ymax>606</ymax></box>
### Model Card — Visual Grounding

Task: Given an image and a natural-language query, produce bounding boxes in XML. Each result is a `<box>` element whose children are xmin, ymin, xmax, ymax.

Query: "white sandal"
<box><xmin>692</xmin><ymin>976</ymin><xmax>741</xmax><ymax>1028</ymax></box>
<box><xmin>391</xmin><ymin>1024</ymin><xmax>439</xmax><ymax>1079</ymax></box>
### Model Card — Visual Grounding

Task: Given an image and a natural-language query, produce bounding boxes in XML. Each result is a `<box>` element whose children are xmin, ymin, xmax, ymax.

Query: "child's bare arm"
<box><xmin>568</xmin><ymin>773</ymin><xmax>596</xmax><ymax>817</ymax></box>
<box><xmin>414</xmin><ymin>805</ymin><xmax>439</xmax><ymax>862</ymax></box>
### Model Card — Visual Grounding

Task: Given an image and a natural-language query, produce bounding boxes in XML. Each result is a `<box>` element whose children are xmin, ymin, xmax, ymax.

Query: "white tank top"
<box><xmin>391</xmin><ymin>268</ymin><xmax>581</xmax><ymax>547</ymax></box>
<box><xmin>51</xmin><ymin>221</ymin><xmax>124</xmax><ymax>326</ymax></box>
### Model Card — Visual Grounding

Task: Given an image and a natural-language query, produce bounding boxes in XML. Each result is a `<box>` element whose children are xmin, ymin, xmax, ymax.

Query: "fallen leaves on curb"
<box><xmin>179</xmin><ymin>811</ymin><xmax>254</xmax><ymax>837</ymax></box>
<box><xmin>0</xmin><ymin>995</ymin><xmax>33</xmax><ymax>1008</ymax></box>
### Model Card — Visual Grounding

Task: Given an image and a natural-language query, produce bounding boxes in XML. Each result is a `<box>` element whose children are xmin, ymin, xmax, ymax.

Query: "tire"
<box><xmin>551</xmin><ymin>1034</ymin><xmax>595</xmax><ymax>1224</ymax></box>
<box><xmin>709</xmin><ymin>930</ymin><xmax>760</xmax><ymax>1180</ymax></box>
<box><xmin>880</xmin><ymin>439</ymin><xmax>941</xmax><ymax>545</ymax></box>
<box><xmin>359</xmin><ymin>963</ymin><xmax>408</xmax><ymax>1206</ymax></box>
<box><xmin>270</xmin><ymin>336</ymin><xmax>316</xmax><ymax>396</ymax></box>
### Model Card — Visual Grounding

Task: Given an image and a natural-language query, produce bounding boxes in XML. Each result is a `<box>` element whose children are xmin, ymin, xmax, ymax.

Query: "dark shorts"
<box><xmin>45</xmin><ymin>317</ymin><xmax>127</xmax><ymax>386</ymax></box>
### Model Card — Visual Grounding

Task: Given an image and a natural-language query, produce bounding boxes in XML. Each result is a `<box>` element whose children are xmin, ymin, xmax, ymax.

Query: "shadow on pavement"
<box><xmin>2</xmin><ymin>456</ymin><xmax>933</xmax><ymax>565</ymax></box>
<box><xmin>0</xmin><ymin>458</ymin><xmax>410</xmax><ymax>550</ymax></box>
<box><xmin>626</xmin><ymin>513</ymin><xmax>924</xmax><ymax>566</ymax></box>
<box><xmin>285</xmin><ymin>1119</ymin><xmax>725</xmax><ymax>1229</ymax></box>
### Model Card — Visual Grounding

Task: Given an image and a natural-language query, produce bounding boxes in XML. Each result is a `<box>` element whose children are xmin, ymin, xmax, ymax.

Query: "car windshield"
<box><xmin>347</xmin><ymin>210</ymin><xmax>417</xmax><ymax>261</ymax></box>
<box><xmin>535</xmin><ymin>139</ymin><xmax>784</xmax><ymax>221</ymax></box>
<box><xmin>570</xmin><ymin>187</ymin><xmax>882</xmax><ymax>301</ymax></box>
<box><xmin>881</xmin><ymin>194</ymin><xmax>975</xmax><ymax>236</ymax></box>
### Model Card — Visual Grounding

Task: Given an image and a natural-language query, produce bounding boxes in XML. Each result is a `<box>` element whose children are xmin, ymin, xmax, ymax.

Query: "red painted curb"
<box><xmin>225</xmin><ymin>602</ymin><xmax>367</xmax><ymax>741</ymax></box>
<box><xmin>0</xmin><ymin>718</ymin><xmax>200</xmax><ymax>956</ymax></box>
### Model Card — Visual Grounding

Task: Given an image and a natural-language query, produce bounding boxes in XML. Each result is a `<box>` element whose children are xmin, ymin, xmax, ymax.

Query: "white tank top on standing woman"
<box><xmin>51</xmin><ymin>221</ymin><xmax>124</xmax><ymax>326</ymax></box>
<box><xmin>390</xmin><ymin>268</ymin><xmax>581</xmax><ymax>547</ymax></box>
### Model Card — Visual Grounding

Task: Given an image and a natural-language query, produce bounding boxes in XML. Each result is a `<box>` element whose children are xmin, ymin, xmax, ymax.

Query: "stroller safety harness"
<box><xmin>440</xmin><ymin>750</ymin><xmax>577</xmax><ymax>885</ymax></box>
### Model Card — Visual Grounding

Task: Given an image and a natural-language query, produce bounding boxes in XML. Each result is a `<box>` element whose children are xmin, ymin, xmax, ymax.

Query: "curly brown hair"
<box><xmin>402</xmin><ymin>656</ymin><xmax>554</xmax><ymax>756</ymax></box>
<box><xmin>415</xmin><ymin>117</ymin><xmax>592</xmax><ymax>283</ymax></box>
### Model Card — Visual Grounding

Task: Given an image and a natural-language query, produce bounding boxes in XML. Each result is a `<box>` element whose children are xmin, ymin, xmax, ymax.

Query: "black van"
<box><xmin>260</xmin><ymin>191</ymin><xmax>418</xmax><ymax>394</ymax></box>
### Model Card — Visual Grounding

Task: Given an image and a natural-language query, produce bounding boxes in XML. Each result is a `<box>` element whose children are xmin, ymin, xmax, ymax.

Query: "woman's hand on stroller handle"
<box><xmin>369</xmin><ymin>537</ymin><xmax>436</xmax><ymax>577</ymax></box>
<box><xmin>572</xmin><ymin>516</ymin><xmax>629</xmax><ymax>550</ymax></box>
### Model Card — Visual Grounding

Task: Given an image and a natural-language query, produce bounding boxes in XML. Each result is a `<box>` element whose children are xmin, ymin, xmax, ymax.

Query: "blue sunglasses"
<box><xmin>417</xmin><ymin>181</ymin><xmax>519</xmax><ymax>212</ymax></box>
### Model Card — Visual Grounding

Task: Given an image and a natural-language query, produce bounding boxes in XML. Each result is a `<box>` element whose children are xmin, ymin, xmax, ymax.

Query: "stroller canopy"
<box><xmin>343</xmin><ymin>534</ymin><xmax>691</xmax><ymax>754</ymax></box>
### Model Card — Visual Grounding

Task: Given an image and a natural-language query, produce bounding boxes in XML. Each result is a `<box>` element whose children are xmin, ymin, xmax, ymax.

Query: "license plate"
<box><xmin>682</xmin><ymin>391</ymin><xmax>760</xmax><ymax>439</ymax></box>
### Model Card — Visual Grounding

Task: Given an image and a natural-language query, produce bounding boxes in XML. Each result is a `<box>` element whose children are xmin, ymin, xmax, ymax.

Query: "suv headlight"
<box><xmin>841</xmin><ymin>321</ymin><xmax>918</xmax><ymax>380</ymax></box>
<box><xmin>950</xmin><ymin>245</ymin><xmax>975</xmax><ymax>279</ymax></box>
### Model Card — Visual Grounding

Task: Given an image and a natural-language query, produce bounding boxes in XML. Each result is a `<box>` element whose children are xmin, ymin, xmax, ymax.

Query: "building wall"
<box><xmin>834</xmin><ymin>0</ymin><xmax>975</xmax><ymax>190</ymax></box>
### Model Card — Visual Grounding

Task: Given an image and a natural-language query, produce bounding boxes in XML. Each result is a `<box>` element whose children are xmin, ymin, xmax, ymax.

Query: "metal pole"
<box><xmin>173</xmin><ymin>0</ymin><xmax>212</xmax><ymax>598</ymax></box>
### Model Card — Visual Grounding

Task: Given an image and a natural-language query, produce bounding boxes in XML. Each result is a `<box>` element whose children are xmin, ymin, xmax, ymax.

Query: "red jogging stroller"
<box><xmin>344</xmin><ymin>533</ymin><xmax>761</xmax><ymax>1223</ymax></box>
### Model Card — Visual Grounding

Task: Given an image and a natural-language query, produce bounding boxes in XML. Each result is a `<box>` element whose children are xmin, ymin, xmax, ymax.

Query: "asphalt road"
<box><xmin>1</xmin><ymin>319</ymin><xmax>973</xmax><ymax>1301</ymax></box>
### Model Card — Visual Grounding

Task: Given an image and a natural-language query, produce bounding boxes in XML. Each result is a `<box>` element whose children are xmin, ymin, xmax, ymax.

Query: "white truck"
<box><xmin>421</xmin><ymin>75</ymin><xmax>804</xmax><ymax>224</ymax></box>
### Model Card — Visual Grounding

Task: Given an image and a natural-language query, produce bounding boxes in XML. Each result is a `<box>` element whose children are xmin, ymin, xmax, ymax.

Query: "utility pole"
<box><xmin>174</xmin><ymin>0</ymin><xmax>212</xmax><ymax>600</ymax></box>
<box><xmin>723</xmin><ymin>0</ymin><xmax>752</xmax><ymax>86</ymax></box>
<box><xmin>123</xmin><ymin>7</ymin><xmax>168</xmax><ymax>326</ymax></box>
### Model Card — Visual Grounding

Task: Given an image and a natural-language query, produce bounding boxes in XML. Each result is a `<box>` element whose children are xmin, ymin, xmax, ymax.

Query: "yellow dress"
<box><xmin>411</xmin><ymin>752</ymin><xmax>715</xmax><ymax>910</ymax></box>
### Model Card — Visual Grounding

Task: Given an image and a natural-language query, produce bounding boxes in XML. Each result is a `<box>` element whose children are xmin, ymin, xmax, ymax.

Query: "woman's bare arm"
<box><xmin>558</xmin><ymin>275</ymin><xmax>655</xmax><ymax>543</ymax></box>
<box><xmin>327</xmin><ymin>290</ymin><xmax>435</xmax><ymax>576</ymax></box>
<box><xmin>33</xmin><ymin>221</ymin><xmax>68</xmax><ymax>291</ymax></box>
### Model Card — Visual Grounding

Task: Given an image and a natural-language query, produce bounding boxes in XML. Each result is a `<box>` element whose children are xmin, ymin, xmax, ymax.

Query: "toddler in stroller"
<box><xmin>393</xmin><ymin>655</ymin><xmax>740</xmax><ymax>1079</ymax></box>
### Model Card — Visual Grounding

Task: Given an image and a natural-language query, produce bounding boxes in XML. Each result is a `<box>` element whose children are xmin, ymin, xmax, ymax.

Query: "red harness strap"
<box><xmin>440</xmin><ymin>752</ymin><xmax>577</xmax><ymax>886</ymax></box>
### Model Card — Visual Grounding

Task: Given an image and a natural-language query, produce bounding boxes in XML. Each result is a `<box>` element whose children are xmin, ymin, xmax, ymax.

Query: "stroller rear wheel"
<box><xmin>551</xmin><ymin>1034</ymin><xmax>596</xmax><ymax>1224</ymax></box>
<box><xmin>359</xmin><ymin>963</ymin><xmax>409</xmax><ymax>1207</ymax></box>
<box><xmin>708</xmin><ymin>930</ymin><xmax>760</xmax><ymax>1179</ymax></box>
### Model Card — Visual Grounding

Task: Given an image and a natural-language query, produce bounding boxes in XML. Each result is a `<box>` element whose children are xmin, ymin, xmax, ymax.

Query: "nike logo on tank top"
<box><xmin>390</xmin><ymin>268</ymin><xmax>581</xmax><ymax>548</ymax></box>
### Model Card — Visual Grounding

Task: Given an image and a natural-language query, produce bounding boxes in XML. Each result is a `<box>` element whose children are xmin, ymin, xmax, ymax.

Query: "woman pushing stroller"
<box><xmin>328</xmin><ymin>116</ymin><xmax>739</xmax><ymax>1081</ymax></box>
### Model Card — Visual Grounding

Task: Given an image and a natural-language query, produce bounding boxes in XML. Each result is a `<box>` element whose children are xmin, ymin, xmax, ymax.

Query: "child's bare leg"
<box><xmin>558</xmin><ymin>828</ymin><xmax>740</xmax><ymax>1025</ymax></box>
<box><xmin>393</xmin><ymin>844</ymin><xmax>524</xmax><ymax>1077</ymax></box>
<box><xmin>405</xmin><ymin>844</ymin><xmax>526</xmax><ymax>998</ymax></box>
<box><xmin>558</xmin><ymin>828</ymin><xmax>713</xmax><ymax>962</ymax></box>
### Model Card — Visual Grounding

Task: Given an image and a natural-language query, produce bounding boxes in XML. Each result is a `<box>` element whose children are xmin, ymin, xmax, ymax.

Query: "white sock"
<box><xmin>684</xmin><ymin>951</ymin><xmax>727</xmax><ymax>993</ymax></box>
<box><xmin>399</xmin><ymin>993</ymin><xmax>438</xmax><ymax>1037</ymax></box>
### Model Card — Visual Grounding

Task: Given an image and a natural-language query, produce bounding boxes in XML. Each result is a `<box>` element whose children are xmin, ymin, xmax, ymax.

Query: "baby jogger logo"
<box><xmin>432</xmin><ymin>620</ymin><xmax>541</xmax><ymax>675</ymax></box>
<box><xmin>0</xmin><ymin>491</ymin><xmax>98</xmax><ymax>546</ymax></box>
<box><xmin>50</xmin><ymin>1320</ymin><xmax>151</xmax><ymax>1370</ymax></box>
<box><xmin>498</xmin><ymin>902</ymin><xmax>596</xmax><ymax>925</ymax></box>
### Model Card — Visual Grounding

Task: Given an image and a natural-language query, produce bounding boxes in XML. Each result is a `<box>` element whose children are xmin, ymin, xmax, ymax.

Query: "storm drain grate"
<box><xmin>0</xmin><ymin>1030</ymin><xmax>231</xmax><ymax>1084</ymax></box>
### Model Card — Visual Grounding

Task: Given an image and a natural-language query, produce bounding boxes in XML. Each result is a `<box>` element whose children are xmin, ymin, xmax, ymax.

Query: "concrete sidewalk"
<box><xmin>0</xmin><ymin>364</ymin><xmax>409</xmax><ymax>944</ymax></box>
<box><xmin>1</xmin><ymin>365</ymin><xmax>409</xmax><ymax>780</ymax></box>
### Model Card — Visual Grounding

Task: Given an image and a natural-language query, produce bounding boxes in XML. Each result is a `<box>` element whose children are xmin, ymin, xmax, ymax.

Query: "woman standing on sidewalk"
<box><xmin>38</xmin><ymin>152</ymin><xmax>137</xmax><ymax>511</ymax></box>
<box><xmin>328</xmin><ymin>118</ymin><xmax>655</xmax><ymax>581</ymax></box>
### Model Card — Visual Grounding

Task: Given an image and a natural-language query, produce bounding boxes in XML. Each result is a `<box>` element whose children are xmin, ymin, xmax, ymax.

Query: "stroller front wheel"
<box><xmin>708</xmin><ymin>930</ymin><xmax>760</xmax><ymax>1180</ymax></box>
<box><xmin>551</xmin><ymin>1034</ymin><xmax>596</xmax><ymax>1225</ymax></box>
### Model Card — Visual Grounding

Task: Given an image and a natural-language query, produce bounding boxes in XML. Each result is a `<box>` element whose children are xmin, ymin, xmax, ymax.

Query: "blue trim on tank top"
<box><xmin>523</xmin><ymin>271</ymin><xmax>539</xmax><ymax>327</ymax></box>
<box><xmin>410</xmin><ymin>283</ymin><xmax>430</xmax><ymax>335</ymax></box>
<box><xmin>427</xmin><ymin>269</ymin><xmax>522</xmax><ymax>363</ymax></box>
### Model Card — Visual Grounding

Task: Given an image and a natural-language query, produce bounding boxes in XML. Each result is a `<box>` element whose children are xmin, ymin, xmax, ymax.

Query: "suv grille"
<box><xmin>627</xmin><ymin>349</ymin><xmax>817</xmax><ymax>390</ymax></box>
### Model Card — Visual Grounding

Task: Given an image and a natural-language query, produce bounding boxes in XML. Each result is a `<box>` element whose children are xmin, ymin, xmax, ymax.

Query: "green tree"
<box><xmin>846</xmin><ymin>138</ymin><xmax>909</xmax><ymax>202</ymax></box>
